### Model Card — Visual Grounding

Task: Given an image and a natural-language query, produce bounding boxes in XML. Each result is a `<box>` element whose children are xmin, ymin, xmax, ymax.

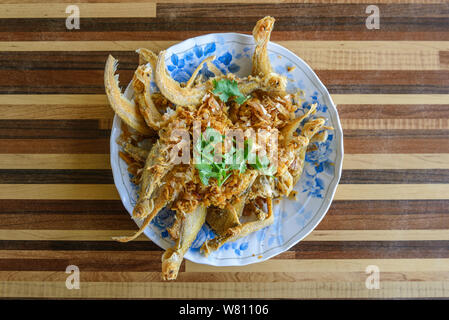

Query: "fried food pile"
<box><xmin>104</xmin><ymin>17</ymin><xmax>332</xmax><ymax>280</ymax></box>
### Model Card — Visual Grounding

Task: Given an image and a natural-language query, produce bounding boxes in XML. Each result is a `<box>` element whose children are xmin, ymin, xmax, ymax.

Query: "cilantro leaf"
<box><xmin>212</xmin><ymin>79</ymin><xmax>250</xmax><ymax>105</ymax></box>
<box><xmin>195</xmin><ymin>131</ymin><xmax>275</xmax><ymax>187</ymax></box>
<box><xmin>212</xmin><ymin>79</ymin><xmax>231</xmax><ymax>102</ymax></box>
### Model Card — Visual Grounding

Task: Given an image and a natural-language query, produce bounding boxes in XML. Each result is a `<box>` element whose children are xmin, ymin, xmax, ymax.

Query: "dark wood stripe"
<box><xmin>0</xmin><ymin>200</ymin><xmax>124</xmax><ymax>214</ymax></box>
<box><xmin>344</xmin><ymin>138</ymin><xmax>449</xmax><ymax>153</ymax></box>
<box><xmin>338</xmin><ymin>105</ymin><xmax>449</xmax><ymax>119</ymax></box>
<box><xmin>2</xmin><ymin>199</ymin><xmax>445</xmax><ymax>217</ymax></box>
<box><xmin>0</xmin><ymin>52</ymin><xmax>137</xmax><ymax>71</ymax></box>
<box><xmin>319</xmin><ymin>200</ymin><xmax>449</xmax><ymax>230</ymax></box>
<box><xmin>329</xmin><ymin>200</ymin><xmax>449</xmax><ymax>216</ymax></box>
<box><xmin>0</xmin><ymin>214</ymin><xmax>135</xmax><ymax>230</ymax></box>
<box><xmin>156</xmin><ymin>4</ymin><xmax>449</xmax><ymax>19</ymax></box>
<box><xmin>0</xmin><ymin>207</ymin><xmax>446</xmax><ymax>231</ymax></box>
<box><xmin>328</xmin><ymin>86</ymin><xmax>449</xmax><ymax>95</ymax></box>
<box><xmin>0</xmin><ymin>16</ymin><xmax>448</xmax><ymax>33</ymax></box>
<box><xmin>3</xmin><ymin>53</ymin><xmax>447</xmax><ymax>82</ymax></box>
<box><xmin>0</xmin><ymin>200</ymin><xmax>447</xmax><ymax>231</ymax></box>
<box><xmin>0</xmin><ymin>69</ymin><xmax>126</xmax><ymax>94</ymax></box>
<box><xmin>0</xmin><ymin>251</ymin><xmax>173</xmax><ymax>272</ymax></box>
<box><xmin>440</xmin><ymin>51</ymin><xmax>449</xmax><ymax>69</ymax></box>
<box><xmin>0</xmin><ymin>240</ymin><xmax>161</xmax><ymax>251</ymax></box>
<box><xmin>0</xmin><ymin>139</ymin><xmax>109</xmax><ymax>153</ymax></box>
<box><xmin>293</xmin><ymin>241</ymin><xmax>449</xmax><ymax>259</ymax></box>
<box><xmin>2</xmin><ymin>70</ymin><xmax>448</xmax><ymax>94</ymax></box>
<box><xmin>0</xmin><ymin>169</ymin><xmax>446</xmax><ymax>184</ymax></box>
<box><xmin>344</xmin><ymin>129</ymin><xmax>449</xmax><ymax>153</ymax></box>
<box><xmin>0</xmin><ymin>169</ymin><xmax>113</xmax><ymax>184</ymax></box>
<box><xmin>0</xmin><ymin>120</ymin><xmax>109</xmax><ymax>139</ymax></box>
<box><xmin>0</xmin><ymin>132</ymin><xmax>446</xmax><ymax>154</ymax></box>
<box><xmin>0</xmin><ymin>241</ymin><xmax>448</xmax><ymax>261</ymax></box>
<box><xmin>344</xmin><ymin>129</ymin><xmax>449</xmax><ymax>138</ymax></box>
<box><xmin>3</xmin><ymin>31</ymin><xmax>449</xmax><ymax>41</ymax></box>
<box><xmin>316</xmin><ymin>70</ymin><xmax>449</xmax><ymax>94</ymax></box>
<box><xmin>340</xmin><ymin>169</ymin><xmax>449</xmax><ymax>184</ymax></box>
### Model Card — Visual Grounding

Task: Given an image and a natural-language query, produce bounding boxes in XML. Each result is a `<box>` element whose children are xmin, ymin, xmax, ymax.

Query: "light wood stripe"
<box><xmin>2</xmin><ymin>94</ymin><xmax>447</xmax><ymax>106</ymax></box>
<box><xmin>1</xmin><ymin>95</ymin><xmax>448</xmax><ymax>121</ymax></box>
<box><xmin>0</xmin><ymin>95</ymin><xmax>108</xmax><ymax>105</ymax></box>
<box><xmin>0</xmin><ymin>104</ymin><xmax>113</xmax><ymax>120</ymax></box>
<box><xmin>2</xmin><ymin>107</ymin><xmax>449</xmax><ymax>129</ymax></box>
<box><xmin>0</xmin><ymin>94</ymin><xmax>111</xmax><ymax>119</ymax></box>
<box><xmin>0</xmin><ymin>184</ymin><xmax>447</xmax><ymax>200</ymax></box>
<box><xmin>0</xmin><ymin>41</ymin><xmax>176</xmax><ymax>52</ymax></box>
<box><xmin>0</xmin><ymin>271</ymin><xmax>447</xmax><ymax>283</ymax></box>
<box><xmin>0</xmin><ymin>154</ymin><xmax>110</xmax><ymax>169</ymax></box>
<box><xmin>341</xmin><ymin>119</ymin><xmax>449</xmax><ymax>130</ymax></box>
<box><xmin>0</xmin><ymin>280</ymin><xmax>447</xmax><ymax>298</ymax></box>
<box><xmin>288</xmin><ymin>47</ymin><xmax>441</xmax><ymax>71</ymax></box>
<box><xmin>186</xmin><ymin>258</ymin><xmax>449</xmax><ymax>273</ymax></box>
<box><xmin>0</xmin><ymin>184</ymin><xmax>119</xmax><ymax>200</ymax></box>
<box><xmin>0</xmin><ymin>230</ymin><xmax>146</xmax><ymax>241</ymax></box>
<box><xmin>1</xmin><ymin>154</ymin><xmax>447</xmax><ymax>170</ymax></box>
<box><xmin>0</xmin><ymin>3</ymin><xmax>156</xmax><ymax>18</ymax></box>
<box><xmin>282</xmin><ymin>41</ymin><xmax>449</xmax><ymax>52</ymax></box>
<box><xmin>305</xmin><ymin>230</ymin><xmax>449</xmax><ymax>241</ymax></box>
<box><xmin>343</xmin><ymin>154</ymin><xmax>449</xmax><ymax>170</ymax></box>
<box><xmin>332</xmin><ymin>94</ymin><xmax>449</xmax><ymax>105</ymax></box>
<box><xmin>1</xmin><ymin>41</ymin><xmax>447</xmax><ymax>52</ymax></box>
<box><xmin>3</xmin><ymin>116</ymin><xmax>447</xmax><ymax>130</ymax></box>
<box><xmin>335</xmin><ymin>184</ymin><xmax>449</xmax><ymax>200</ymax></box>
<box><xmin>0</xmin><ymin>229</ymin><xmax>448</xmax><ymax>242</ymax></box>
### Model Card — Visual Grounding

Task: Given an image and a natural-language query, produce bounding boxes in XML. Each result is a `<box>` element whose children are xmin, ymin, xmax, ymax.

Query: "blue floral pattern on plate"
<box><xmin>110</xmin><ymin>33</ymin><xmax>344</xmax><ymax>267</ymax></box>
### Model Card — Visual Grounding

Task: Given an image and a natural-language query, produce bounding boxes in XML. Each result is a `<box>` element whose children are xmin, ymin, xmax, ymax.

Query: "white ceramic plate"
<box><xmin>110</xmin><ymin>33</ymin><xmax>344</xmax><ymax>266</ymax></box>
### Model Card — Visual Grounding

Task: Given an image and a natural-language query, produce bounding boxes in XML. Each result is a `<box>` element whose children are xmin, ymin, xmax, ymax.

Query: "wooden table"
<box><xmin>0</xmin><ymin>0</ymin><xmax>448</xmax><ymax>299</ymax></box>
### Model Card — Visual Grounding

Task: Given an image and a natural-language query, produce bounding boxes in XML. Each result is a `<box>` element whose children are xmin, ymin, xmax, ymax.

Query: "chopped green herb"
<box><xmin>212</xmin><ymin>79</ymin><xmax>251</xmax><ymax>105</ymax></box>
<box><xmin>195</xmin><ymin>128</ymin><xmax>275</xmax><ymax>186</ymax></box>
<box><xmin>250</xmin><ymin>154</ymin><xmax>276</xmax><ymax>177</ymax></box>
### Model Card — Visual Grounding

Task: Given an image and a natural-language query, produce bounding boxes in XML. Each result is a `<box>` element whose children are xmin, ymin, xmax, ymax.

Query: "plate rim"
<box><xmin>109</xmin><ymin>32</ymin><xmax>344</xmax><ymax>266</ymax></box>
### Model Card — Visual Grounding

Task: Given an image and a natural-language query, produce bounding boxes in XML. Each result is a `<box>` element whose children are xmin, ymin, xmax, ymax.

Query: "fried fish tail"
<box><xmin>133</xmin><ymin>63</ymin><xmax>163</xmax><ymax>131</ymax></box>
<box><xmin>252</xmin><ymin>16</ymin><xmax>275</xmax><ymax>77</ymax></box>
<box><xmin>290</xmin><ymin>117</ymin><xmax>329</xmax><ymax>186</ymax></box>
<box><xmin>281</xmin><ymin>103</ymin><xmax>317</xmax><ymax>146</ymax></box>
<box><xmin>185</xmin><ymin>55</ymin><xmax>216</xmax><ymax>88</ymax></box>
<box><xmin>117</xmin><ymin>138</ymin><xmax>150</xmax><ymax>163</ymax></box>
<box><xmin>104</xmin><ymin>55</ymin><xmax>151</xmax><ymax>135</ymax></box>
<box><xmin>155</xmin><ymin>50</ymin><xmax>209</xmax><ymax>106</ymax></box>
<box><xmin>136</xmin><ymin>48</ymin><xmax>157</xmax><ymax>69</ymax></box>
<box><xmin>112</xmin><ymin>190</ymin><xmax>171</xmax><ymax>243</ymax></box>
<box><xmin>162</xmin><ymin>205</ymin><xmax>207</xmax><ymax>280</ymax></box>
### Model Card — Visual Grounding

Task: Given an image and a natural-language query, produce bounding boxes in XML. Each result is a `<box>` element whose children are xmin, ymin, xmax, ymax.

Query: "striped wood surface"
<box><xmin>0</xmin><ymin>1</ymin><xmax>448</xmax><ymax>299</ymax></box>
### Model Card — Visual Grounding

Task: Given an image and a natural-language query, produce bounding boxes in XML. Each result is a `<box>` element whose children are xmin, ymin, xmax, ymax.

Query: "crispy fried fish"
<box><xmin>104</xmin><ymin>55</ymin><xmax>151</xmax><ymax>135</ymax></box>
<box><xmin>133</xmin><ymin>63</ymin><xmax>164</xmax><ymax>130</ymax></box>
<box><xmin>162</xmin><ymin>204</ymin><xmax>207</xmax><ymax>280</ymax></box>
<box><xmin>201</xmin><ymin>198</ymin><xmax>273</xmax><ymax>255</ymax></box>
<box><xmin>252</xmin><ymin>16</ymin><xmax>275</xmax><ymax>77</ymax></box>
<box><xmin>155</xmin><ymin>51</ymin><xmax>287</xmax><ymax>107</ymax></box>
<box><xmin>133</xmin><ymin>141</ymin><xmax>173</xmax><ymax>219</ymax></box>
